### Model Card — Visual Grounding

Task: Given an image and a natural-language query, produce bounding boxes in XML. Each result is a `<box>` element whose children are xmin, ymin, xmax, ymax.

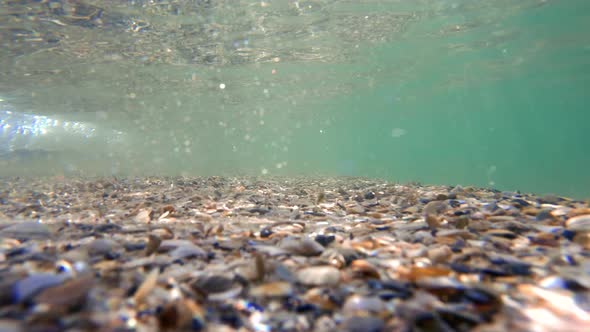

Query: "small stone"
<box><xmin>342</xmin><ymin>316</ymin><xmax>385</xmax><ymax>332</ymax></box>
<box><xmin>169</xmin><ymin>244</ymin><xmax>206</xmax><ymax>260</ymax></box>
<box><xmin>34</xmin><ymin>274</ymin><xmax>94</xmax><ymax>310</ymax></box>
<box><xmin>280</xmin><ymin>237</ymin><xmax>324</xmax><ymax>256</ymax></box>
<box><xmin>347</xmin><ymin>205</ymin><xmax>365</xmax><ymax>215</ymax></box>
<box><xmin>427</xmin><ymin>245</ymin><xmax>453</xmax><ymax>263</ymax></box>
<box><xmin>342</xmin><ymin>295</ymin><xmax>386</xmax><ymax>315</ymax></box>
<box><xmin>145</xmin><ymin>234</ymin><xmax>161</xmax><ymax>256</ymax></box>
<box><xmin>297</xmin><ymin>266</ymin><xmax>340</xmax><ymax>286</ymax></box>
<box><xmin>86</xmin><ymin>238</ymin><xmax>119</xmax><ymax>257</ymax></box>
<box><xmin>424</xmin><ymin>200</ymin><xmax>448</xmax><ymax>216</ymax></box>
<box><xmin>0</xmin><ymin>222</ymin><xmax>51</xmax><ymax>239</ymax></box>
<box><xmin>314</xmin><ymin>234</ymin><xmax>335</xmax><ymax>247</ymax></box>
<box><xmin>12</xmin><ymin>273</ymin><xmax>67</xmax><ymax>303</ymax></box>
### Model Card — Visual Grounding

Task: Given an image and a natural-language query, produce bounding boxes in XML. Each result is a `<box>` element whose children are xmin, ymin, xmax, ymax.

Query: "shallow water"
<box><xmin>0</xmin><ymin>0</ymin><xmax>588</xmax><ymax>198</ymax></box>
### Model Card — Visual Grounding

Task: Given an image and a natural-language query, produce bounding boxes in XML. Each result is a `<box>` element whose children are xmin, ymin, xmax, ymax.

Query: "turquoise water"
<box><xmin>1</xmin><ymin>0</ymin><xmax>589</xmax><ymax>198</ymax></box>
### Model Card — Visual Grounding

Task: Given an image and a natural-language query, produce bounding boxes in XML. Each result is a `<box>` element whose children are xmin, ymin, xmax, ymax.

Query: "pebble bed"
<box><xmin>0</xmin><ymin>176</ymin><xmax>589</xmax><ymax>332</ymax></box>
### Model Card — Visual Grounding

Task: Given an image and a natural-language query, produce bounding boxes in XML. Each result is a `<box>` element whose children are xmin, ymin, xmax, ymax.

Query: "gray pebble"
<box><xmin>0</xmin><ymin>221</ymin><xmax>51</xmax><ymax>240</ymax></box>
<box><xmin>342</xmin><ymin>316</ymin><xmax>385</xmax><ymax>332</ymax></box>
<box><xmin>280</xmin><ymin>237</ymin><xmax>324</xmax><ymax>256</ymax></box>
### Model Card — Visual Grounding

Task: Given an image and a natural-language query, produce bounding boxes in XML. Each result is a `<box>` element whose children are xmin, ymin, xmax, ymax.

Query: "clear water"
<box><xmin>0</xmin><ymin>0</ymin><xmax>589</xmax><ymax>198</ymax></box>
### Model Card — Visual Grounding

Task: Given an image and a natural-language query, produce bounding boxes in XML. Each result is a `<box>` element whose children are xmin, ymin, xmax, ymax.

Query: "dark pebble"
<box><xmin>448</xmin><ymin>200</ymin><xmax>461</xmax><ymax>208</ymax></box>
<box><xmin>304</xmin><ymin>211</ymin><xmax>326</xmax><ymax>217</ymax></box>
<box><xmin>453</xmin><ymin>209</ymin><xmax>471</xmax><ymax>216</ymax></box>
<box><xmin>124</xmin><ymin>242</ymin><xmax>146</xmax><ymax>251</ymax></box>
<box><xmin>249</xmin><ymin>207</ymin><xmax>270</xmax><ymax>215</ymax></box>
<box><xmin>259</xmin><ymin>228</ymin><xmax>273</xmax><ymax>238</ymax></box>
<box><xmin>364</xmin><ymin>191</ymin><xmax>376</xmax><ymax>200</ymax></box>
<box><xmin>462</xmin><ymin>288</ymin><xmax>498</xmax><ymax>305</ymax></box>
<box><xmin>511</xmin><ymin>198</ymin><xmax>530</xmax><ymax>207</ymax></box>
<box><xmin>489</xmin><ymin>258</ymin><xmax>531</xmax><ymax>276</ymax></box>
<box><xmin>535</xmin><ymin>210</ymin><xmax>553</xmax><ymax>221</ymax></box>
<box><xmin>368</xmin><ymin>279</ymin><xmax>412</xmax><ymax>298</ymax></box>
<box><xmin>314</xmin><ymin>234</ymin><xmax>335</xmax><ymax>247</ymax></box>
<box><xmin>5</xmin><ymin>246</ymin><xmax>29</xmax><ymax>258</ymax></box>
<box><xmin>219</xmin><ymin>305</ymin><xmax>242</xmax><ymax>328</ymax></box>
<box><xmin>450</xmin><ymin>263</ymin><xmax>475</xmax><ymax>274</ymax></box>
<box><xmin>93</xmin><ymin>223</ymin><xmax>122</xmax><ymax>233</ymax></box>
<box><xmin>562</xmin><ymin>229</ymin><xmax>576</xmax><ymax>241</ymax></box>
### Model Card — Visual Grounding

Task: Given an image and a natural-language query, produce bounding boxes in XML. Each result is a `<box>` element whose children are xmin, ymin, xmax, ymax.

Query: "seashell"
<box><xmin>427</xmin><ymin>245</ymin><xmax>452</xmax><ymax>264</ymax></box>
<box><xmin>297</xmin><ymin>266</ymin><xmax>340</xmax><ymax>286</ymax></box>
<box><xmin>436</xmin><ymin>229</ymin><xmax>477</xmax><ymax>239</ymax></box>
<box><xmin>250</xmin><ymin>243</ymin><xmax>290</xmax><ymax>256</ymax></box>
<box><xmin>314</xmin><ymin>315</ymin><xmax>337</xmax><ymax>332</ymax></box>
<box><xmin>254</xmin><ymin>253</ymin><xmax>265</xmax><ymax>281</ymax></box>
<box><xmin>250</xmin><ymin>282</ymin><xmax>293</xmax><ymax>298</ymax></box>
<box><xmin>539</xmin><ymin>276</ymin><xmax>587</xmax><ymax>291</ymax></box>
<box><xmin>342</xmin><ymin>295</ymin><xmax>387</xmax><ymax>316</ymax></box>
<box><xmin>350</xmin><ymin>259</ymin><xmax>380</xmax><ymax>279</ymax></box>
<box><xmin>303</xmin><ymin>288</ymin><xmax>341</xmax><ymax>310</ymax></box>
<box><xmin>134</xmin><ymin>208</ymin><xmax>152</xmax><ymax>223</ymax></box>
<box><xmin>279</xmin><ymin>236</ymin><xmax>324</xmax><ymax>256</ymax></box>
<box><xmin>158</xmin><ymin>298</ymin><xmax>205</xmax><ymax>330</ymax></box>
<box><xmin>133</xmin><ymin>268</ymin><xmax>159</xmax><ymax>305</ymax></box>
<box><xmin>34</xmin><ymin>273</ymin><xmax>94</xmax><ymax>310</ymax></box>
<box><xmin>566</xmin><ymin>215</ymin><xmax>590</xmax><ymax>232</ymax></box>
<box><xmin>145</xmin><ymin>234</ymin><xmax>161</xmax><ymax>256</ymax></box>
<box><xmin>397</xmin><ymin>266</ymin><xmax>452</xmax><ymax>281</ymax></box>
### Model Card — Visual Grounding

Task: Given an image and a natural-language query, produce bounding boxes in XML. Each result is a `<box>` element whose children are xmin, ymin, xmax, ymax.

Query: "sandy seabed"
<box><xmin>0</xmin><ymin>176</ymin><xmax>589</xmax><ymax>332</ymax></box>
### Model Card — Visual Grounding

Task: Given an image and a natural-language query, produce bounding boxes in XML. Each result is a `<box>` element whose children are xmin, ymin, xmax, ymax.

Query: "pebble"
<box><xmin>280</xmin><ymin>237</ymin><xmax>324</xmax><ymax>256</ymax></box>
<box><xmin>342</xmin><ymin>316</ymin><xmax>385</xmax><ymax>332</ymax></box>
<box><xmin>0</xmin><ymin>221</ymin><xmax>51</xmax><ymax>239</ymax></box>
<box><xmin>424</xmin><ymin>200</ymin><xmax>448</xmax><ymax>216</ymax></box>
<box><xmin>342</xmin><ymin>295</ymin><xmax>387</xmax><ymax>315</ymax></box>
<box><xmin>34</xmin><ymin>274</ymin><xmax>95</xmax><ymax>309</ymax></box>
<box><xmin>86</xmin><ymin>238</ymin><xmax>120</xmax><ymax>257</ymax></box>
<box><xmin>297</xmin><ymin>266</ymin><xmax>340</xmax><ymax>286</ymax></box>
<box><xmin>12</xmin><ymin>273</ymin><xmax>67</xmax><ymax>303</ymax></box>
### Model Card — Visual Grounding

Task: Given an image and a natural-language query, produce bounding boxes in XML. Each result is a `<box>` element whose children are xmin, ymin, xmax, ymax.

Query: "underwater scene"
<box><xmin>0</xmin><ymin>0</ymin><xmax>588</xmax><ymax>197</ymax></box>
<box><xmin>0</xmin><ymin>1</ymin><xmax>590</xmax><ymax>332</ymax></box>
